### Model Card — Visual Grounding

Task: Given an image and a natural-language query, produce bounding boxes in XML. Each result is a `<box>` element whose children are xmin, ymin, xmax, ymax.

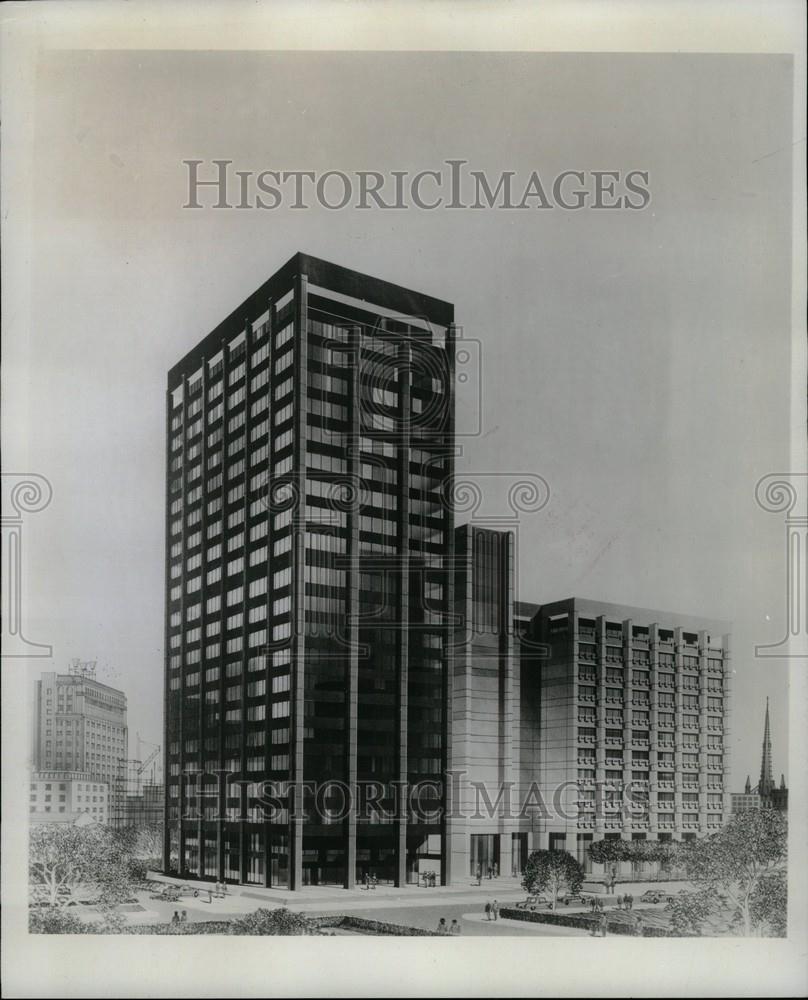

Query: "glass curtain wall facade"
<box><xmin>164</xmin><ymin>253</ymin><xmax>455</xmax><ymax>890</ymax></box>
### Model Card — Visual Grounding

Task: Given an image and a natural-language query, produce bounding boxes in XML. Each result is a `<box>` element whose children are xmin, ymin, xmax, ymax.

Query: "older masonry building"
<box><xmin>33</xmin><ymin>662</ymin><xmax>128</xmax><ymax>826</ymax></box>
<box><xmin>29</xmin><ymin>772</ymin><xmax>109</xmax><ymax>825</ymax></box>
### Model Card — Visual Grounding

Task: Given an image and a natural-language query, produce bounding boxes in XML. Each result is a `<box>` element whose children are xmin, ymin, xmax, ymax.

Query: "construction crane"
<box><xmin>129</xmin><ymin>734</ymin><xmax>161</xmax><ymax>789</ymax></box>
<box><xmin>138</xmin><ymin>745</ymin><xmax>160</xmax><ymax>785</ymax></box>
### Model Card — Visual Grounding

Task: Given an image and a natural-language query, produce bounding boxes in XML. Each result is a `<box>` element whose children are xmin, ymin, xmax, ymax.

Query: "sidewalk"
<box><xmin>148</xmin><ymin>871</ymin><xmax>528</xmax><ymax>910</ymax></box>
<box><xmin>145</xmin><ymin>871</ymin><xmax>688</xmax><ymax>921</ymax></box>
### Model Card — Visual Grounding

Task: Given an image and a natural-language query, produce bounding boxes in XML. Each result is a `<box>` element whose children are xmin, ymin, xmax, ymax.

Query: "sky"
<box><xmin>15</xmin><ymin>49</ymin><xmax>794</xmax><ymax>787</ymax></box>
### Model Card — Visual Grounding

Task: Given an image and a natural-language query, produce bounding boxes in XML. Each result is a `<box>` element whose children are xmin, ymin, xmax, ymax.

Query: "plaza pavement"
<box><xmin>90</xmin><ymin>872</ymin><xmax>680</xmax><ymax>934</ymax></box>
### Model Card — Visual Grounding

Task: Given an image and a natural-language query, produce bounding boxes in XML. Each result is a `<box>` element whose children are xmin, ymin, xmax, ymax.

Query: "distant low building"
<box><xmin>29</xmin><ymin>770</ymin><xmax>109</xmax><ymax>825</ymax></box>
<box><xmin>730</xmin><ymin>776</ymin><xmax>761</xmax><ymax>815</ymax></box>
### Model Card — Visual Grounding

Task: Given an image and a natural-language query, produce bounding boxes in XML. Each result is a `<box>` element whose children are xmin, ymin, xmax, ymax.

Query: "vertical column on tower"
<box><xmin>289</xmin><ymin>270</ymin><xmax>308</xmax><ymax>891</ymax></box>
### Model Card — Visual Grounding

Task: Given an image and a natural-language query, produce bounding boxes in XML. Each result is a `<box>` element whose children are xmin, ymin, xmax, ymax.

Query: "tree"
<box><xmin>589</xmin><ymin>837</ymin><xmax>683</xmax><ymax>884</ymax></box>
<box><xmin>522</xmin><ymin>850</ymin><xmax>584</xmax><ymax>912</ymax></box>
<box><xmin>134</xmin><ymin>823</ymin><xmax>164</xmax><ymax>863</ymax></box>
<box><xmin>29</xmin><ymin>824</ymin><xmax>137</xmax><ymax>908</ymax></box>
<box><xmin>227</xmin><ymin>907</ymin><xmax>317</xmax><ymax>935</ymax></box>
<box><xmin>677</xmin><ymin>810</ymin><xmax>787</xmax><ymax>937</ymax></box>
<box><xmin>30</xmin><ymin>826</ymin><xmax>94</xmax><ymax>906</ymax></box>
<box><xmin>667</xmin><ymin>887</ymin><xmax>726</xmax><ymax>937</ymax></box>
<box><xmin>749</xmin><ymin>870</ymin><xmax>787</xmax><ymax>938</ymax></box>
<box><xmin>588</xmin><ymin>838</ymin><xmax>628</xmax><ymax>883</ymax></box>
<box><xmin>643</xmin><ymin>839</ymin><xmax>681</xmax><ymax>874</ymax></box>
<box><xmin>115</xmin><ymin>823</ymin><xmax>164</xmax><ymax>862</ymax></box>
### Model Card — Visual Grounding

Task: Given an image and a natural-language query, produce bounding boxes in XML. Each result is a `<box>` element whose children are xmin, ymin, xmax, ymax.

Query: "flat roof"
<box><xmin>534</xmin><ymin>596</ymin><xmax>730</xmax><ymax>634</ymax></box>
<box><xmin>168</xmin><ymin>251</ymin><xmax>454</xmax><ymax>388</ymax></box>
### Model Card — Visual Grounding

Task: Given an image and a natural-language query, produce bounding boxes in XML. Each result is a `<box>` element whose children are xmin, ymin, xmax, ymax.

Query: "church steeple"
<box><xmin>744</xmin><ymin>775</ymin><xmax>751</xmax><ymax>794</ymax></box>
<box><xmin>759</xmin><ymin>698</ymin><xmax>775</xmax><ymax>799</ymax></box>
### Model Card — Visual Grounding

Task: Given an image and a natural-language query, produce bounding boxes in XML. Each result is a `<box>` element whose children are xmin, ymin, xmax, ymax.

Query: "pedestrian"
<box><xmin>493</xmin><ymin>862</ymin><xmax>499</xmax><ymax>878</ymax></box>
<box><xmin>492</xmin><ymin>899</ymin><xmax>499</xmax><ymax>921</ymax></box>
<box><xmin>485</xmin><ymin>901</ymin><xmax>492</xmax><ymax>921</ymax></box>
<box><xmin>487</xmin><ymin>865</ymin><xmax>493</xmax><ymax>880</ymax></box>
<box><xmin>590</xmin><ymin>896</ymin><xmax>597</xmax><ymax>914</ymax></box>
<box><xmin>450</xmin><ymin>919</ymin><xmax>461</xmax><ymax>935</ymax></box>
<box><xmin>207</xmin><ymin>889</ymin><xmax>213</xmax><ymax>904</ymax></box>
<box><xmin>371</xmin><ymin>873</ymin><xmax>377</xmax><ymax>890</ymax></box>
<box><xmin>437</xmin><ymin>917</ymin><xmax>448</xmax><ymax>935</ymax></box>
<box><xmin>627</xmin><ymin>893</ymin><xmax>634</xmax><ymax>911</ymax></box>
<box><xmin>476</xmin><ymin>863</ymin><xmax>482</xmax><ymax>885</ymax></box>
<box><xmin>171</xmin><ymin>910</ymin><xmax>180</xmax><ymax>924</ymax></box>
<box><xmin>616</xmin><ymin>894</ymin><xmax>623</xmax><ymax>910</ymax></box>
<box><xmin>599</xmin><ymin>911</ymin><xmax>608</xmax><ymax>937</ymax></box>
<box><xmin>634</xmin><ymin>914</ymin><xmax>644</xmax><ymax>937</ymax></box>
<box><xmin>180</xmin><ymin>909</ymin><xmax>188</xmax><ymax>923</ymax></box>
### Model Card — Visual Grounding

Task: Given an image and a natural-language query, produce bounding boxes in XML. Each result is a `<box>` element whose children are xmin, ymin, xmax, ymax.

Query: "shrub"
<box><xmin>313</xmin><ymin>915</ymin><xmax>439</xmax><ymax>936</ymax></box>
<box><xmin>120</xmin><ymin>920</ymin><xmax>234</xmax><ymax>935</ymax></box>
<box><xmin>227</xmin><ymin>907</ymin><xmax>317</xmax><ymax>936</ymax></box>
<box><xmin>29</xmin><ymin>906</ymin><xmax>89</xmax><ymax>934</ymax></box>
<box><xmin>499</xmin><ymin>907</ymin><xmax>673</xmax><ymax>937</ymax></box>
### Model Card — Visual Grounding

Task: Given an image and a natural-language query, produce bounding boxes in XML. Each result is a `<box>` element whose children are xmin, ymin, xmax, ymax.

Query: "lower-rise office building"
<box><xmin>448</xmin><ymin>537</ymin><xmax>731</xmax><ymax>880</ymax></box>
<box><xmin>527</xmin><ymin>597</ymin><xmax>731</xmax><ymax>872</ymax></box>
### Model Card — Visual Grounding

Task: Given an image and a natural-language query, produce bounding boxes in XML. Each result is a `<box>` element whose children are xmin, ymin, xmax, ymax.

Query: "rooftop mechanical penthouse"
<box><xmin>163</xmin><ymin>253</ymin><xmax>456</xmax><ymax>889</ymax></box>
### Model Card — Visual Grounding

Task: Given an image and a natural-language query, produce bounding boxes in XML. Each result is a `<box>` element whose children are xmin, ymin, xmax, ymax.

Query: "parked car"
<box><xmin>515</xmin><ymin>894</ymin><xmax>550</xmax><ymax>911</ymax></box>
<box><xmin>639</xmin><ymin>889</ymin><xmax>675</xmax><ymax>904</ymax></box>
<box><xmin>153</xmin><ymin>883</ymin><xmax>200</xmax><ymax>901</ymax></box>
<box><xmin>557</xmin><ymin>891</ymin><xmax>590</xmax><ymax>906</ymax></box>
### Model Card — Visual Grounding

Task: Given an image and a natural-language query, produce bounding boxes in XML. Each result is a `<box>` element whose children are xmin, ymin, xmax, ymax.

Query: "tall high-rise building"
<box><xmin>33</xmin><ymin>661</ymin><xmax>128</xmax><ymax>825</ymax></box>
<box><xmin>164</xmin><ymin>253</ymin><xmax>455</xmax><ymax>889</ymax></box>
